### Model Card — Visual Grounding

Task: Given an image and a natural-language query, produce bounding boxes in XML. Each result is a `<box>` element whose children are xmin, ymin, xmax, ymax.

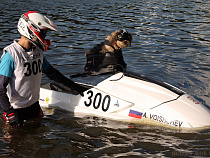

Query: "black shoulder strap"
<box><xmin>89</xmin><ymin>42</ymin><xmax>104</xmax><ymax>54</ymax></box>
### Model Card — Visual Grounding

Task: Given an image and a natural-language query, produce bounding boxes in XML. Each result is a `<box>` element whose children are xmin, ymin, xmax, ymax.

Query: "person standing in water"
<box><xmin>0</xmin><ymin>11</ymin><xmax>84</xmax><ymax>127</ymax></box>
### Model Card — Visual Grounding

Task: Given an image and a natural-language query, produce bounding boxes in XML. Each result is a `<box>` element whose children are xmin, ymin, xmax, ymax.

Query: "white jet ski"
<box><xmin>39</xmin><ymin>70</ymin><xmax>210</xmax><ymax>130</ymax></box>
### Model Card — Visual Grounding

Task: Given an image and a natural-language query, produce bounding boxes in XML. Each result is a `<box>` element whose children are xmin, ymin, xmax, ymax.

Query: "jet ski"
<box><xmin>39</xmin><ymin>70</ymin><xmax>210</xmax><ymax>130</ymax></box>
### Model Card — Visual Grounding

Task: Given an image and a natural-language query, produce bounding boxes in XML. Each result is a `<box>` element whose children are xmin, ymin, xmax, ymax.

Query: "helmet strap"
<box><xmin>43</xmin><ymin>40</ymin><xmax>51</xmax><ymax>51</ymax></box>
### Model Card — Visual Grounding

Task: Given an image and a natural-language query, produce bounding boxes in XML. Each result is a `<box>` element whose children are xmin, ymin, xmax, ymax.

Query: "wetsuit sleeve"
<box><xmin>42</xmin><ymin>58</ymin><xmax>77</xmax><ymax>90</ymax></box>
<box><xmin>0</xmin><ymin>52</ymin><xmax>15</xmax><ymax>111</ymax></box>
<box><xmin>0</xmin><ymin>75</ymin><xmax>11</xmax><ymax>111</ymax></box>
<box><xmin>42</xmin><ymin>56</ymin><xmax>51</xmax><ymax>72</ymax></box>
<box><xmin>0</xmin><ymin>52</ymin><xmax>15</xmax><ymax>78</ymax></box>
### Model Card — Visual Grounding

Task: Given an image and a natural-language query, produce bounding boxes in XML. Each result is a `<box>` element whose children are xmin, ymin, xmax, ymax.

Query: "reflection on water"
<box><xmin>1</xmin><ymin>114</ymin><xmax>210</xmax><ymax>157</ymax></box>
<box><xmin>0</xmin><ymin>0</ymin><xmax>210</xmax><ymax>157</ymax></box>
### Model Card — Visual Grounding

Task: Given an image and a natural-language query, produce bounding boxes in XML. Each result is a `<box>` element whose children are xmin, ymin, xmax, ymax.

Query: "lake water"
<box><xmin>0</xmin><ymin>0</ymin><xmax>210</xmax><ymax>157</ymax></box>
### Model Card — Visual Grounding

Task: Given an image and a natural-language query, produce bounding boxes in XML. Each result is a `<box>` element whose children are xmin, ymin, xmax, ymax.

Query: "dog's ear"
<box><xmin>112</xmin><ymin>30</ymin><xmax>120</xmax><ymax>39</ymax></box>
<box><xmin>108</xmin><ymin>30</ymin><xmax>120</xmax><ymax>45</ymax></box>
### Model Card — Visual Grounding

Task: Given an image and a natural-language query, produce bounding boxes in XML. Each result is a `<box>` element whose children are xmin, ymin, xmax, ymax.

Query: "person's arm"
<box><xmin>0</xmin><ymin>75</ymin><xmax>10</xmax><ymax>111</ymax></box>
<box><xmin>42</xmin><ymin>57</ymin><xmax>84</xmax><ymax>96</ymax></box>
<box><xmin>0</xmin><ymin>52</ymin><xmax>14</xmax><ymax>111</ymax></box>
<box><xmin>0</xmin><ymin>52</ymin><xmax>22</xmax><ymax>127</ymax></box>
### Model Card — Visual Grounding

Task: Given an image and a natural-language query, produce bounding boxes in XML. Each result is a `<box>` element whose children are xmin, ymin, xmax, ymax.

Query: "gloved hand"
<box><xmin>3</xmin><ymin>108</ymin><xmax>23</xmax><ymax>127</ymax></box>
<box><xmin>74</xmin><ymin>84</ymin><xmax>85</xmax><ymax>97</ymax></box>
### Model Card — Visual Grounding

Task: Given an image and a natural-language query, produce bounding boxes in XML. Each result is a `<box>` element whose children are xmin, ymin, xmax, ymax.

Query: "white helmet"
<box><xmin>17</xmin><ymin>11</ymin><xmax>58</xmax><ymax>51</ymax></box>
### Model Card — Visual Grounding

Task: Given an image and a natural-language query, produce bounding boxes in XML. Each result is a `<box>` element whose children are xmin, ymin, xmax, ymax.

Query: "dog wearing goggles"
<box><xmin>85</xmin><ymin>29</ymin><xmax>132</xmax><ymax>56</ymax></box>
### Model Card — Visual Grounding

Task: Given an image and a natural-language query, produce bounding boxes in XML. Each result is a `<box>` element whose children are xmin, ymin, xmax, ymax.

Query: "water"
<box><xmin>0</xmin><ymin>0</ymin><xmax>210</xmax><ymax>157</ymax></box>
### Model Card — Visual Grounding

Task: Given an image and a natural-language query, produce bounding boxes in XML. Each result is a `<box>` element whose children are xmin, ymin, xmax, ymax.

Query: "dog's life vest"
<box><xmin>84</xmin><ymin>41</ymin><xmax>127</xmax><ymax>75</ymax></box>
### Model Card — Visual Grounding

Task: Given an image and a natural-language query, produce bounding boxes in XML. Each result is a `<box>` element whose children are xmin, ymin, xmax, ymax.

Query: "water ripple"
<box><xmin>0</xmin><ymin>0</ymin><xmax>210</xmax><ymax>157</ymax></box>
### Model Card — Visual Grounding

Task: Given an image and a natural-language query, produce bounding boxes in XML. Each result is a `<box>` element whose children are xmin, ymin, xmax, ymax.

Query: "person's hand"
<box><xmin>74</xmin><ymin>84</ymin><xmax>85</xmax><ymax>97</ymax></box>
<box><xmin>3</xmin><ymin>108</ymin><xmax>22</xmax><ymax>127</ymax></box>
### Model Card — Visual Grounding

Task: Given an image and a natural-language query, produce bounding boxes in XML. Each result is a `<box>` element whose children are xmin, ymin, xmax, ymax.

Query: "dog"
<box><xmin>84</xmin><ymin>29</ymin><xmax>132</xmax><ymax>75</ymax></box>
<box><xmin>85</xmin><ymin>29</ymin><xmax>132</xmax><ymax>56</ymax></box>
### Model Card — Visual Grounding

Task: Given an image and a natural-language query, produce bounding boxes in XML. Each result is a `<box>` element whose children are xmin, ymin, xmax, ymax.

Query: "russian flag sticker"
<box><xmin>128</xmin><ymin>109</ymin><xmax>143</xmax><ymax>119</ymax></box>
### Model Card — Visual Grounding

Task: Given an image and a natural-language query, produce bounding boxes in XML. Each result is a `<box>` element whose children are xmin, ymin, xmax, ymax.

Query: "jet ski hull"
<box><xmin>39</xmin><ymin>72</ymin><xmax>210</xmax><ymax>130</ymax></box>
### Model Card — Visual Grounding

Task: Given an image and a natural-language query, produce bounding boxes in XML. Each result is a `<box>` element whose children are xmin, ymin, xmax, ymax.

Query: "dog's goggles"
<box><xmin>117</xmin><ymin>29</ymin><xmax>130</xmax><ymax>41</ymax></box>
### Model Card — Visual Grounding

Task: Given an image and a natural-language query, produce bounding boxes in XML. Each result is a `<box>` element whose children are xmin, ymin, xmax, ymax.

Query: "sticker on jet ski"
<box><xmin>142</xmin><ymin>112</ymin><xmax>183</xmax><ymax>127</ymax></box>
